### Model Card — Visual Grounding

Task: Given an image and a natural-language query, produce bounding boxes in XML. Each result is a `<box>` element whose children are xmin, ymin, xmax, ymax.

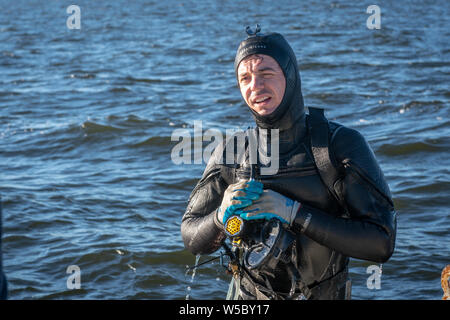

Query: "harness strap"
<box><xmin>307</xmin><ymin>108</ymin><xmax>351</xmax><ymax>295</ymax></box>
<box><xmin>308</xmin><ymin>107</ymin><xmax>344</xmax><ymax>207</ymax></box>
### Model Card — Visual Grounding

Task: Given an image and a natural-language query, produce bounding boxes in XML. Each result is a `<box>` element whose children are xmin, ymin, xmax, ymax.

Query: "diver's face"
<box><xmin>237</xmin><ymin>54</ymin><xmax>286</xmax><ymax>116</ymax></box>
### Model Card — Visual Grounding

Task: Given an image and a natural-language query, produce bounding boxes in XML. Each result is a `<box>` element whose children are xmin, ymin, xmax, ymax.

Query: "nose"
<box><xmin>249</xmin><ymin>75</ymin><xmax>264</xmax><ymax>91</ymax></box>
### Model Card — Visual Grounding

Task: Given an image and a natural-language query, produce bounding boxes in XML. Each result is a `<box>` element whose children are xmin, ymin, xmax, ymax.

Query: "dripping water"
<box><xmin>185</xmin><ymin>254</ymin><xmax>201</xmax><ymax>300</ymax></box>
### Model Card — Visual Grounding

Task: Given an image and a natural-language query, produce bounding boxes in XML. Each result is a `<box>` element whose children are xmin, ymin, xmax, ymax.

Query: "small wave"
<box><xmin>214</xmin><ymin>98</ymin><xmax>241</xmax><ymax>104</ymax></box>
<box><xmin>378</xmin><ymin>139</ymin><xmax>448</xmax><ymax>156</ymax></box>
<box><xmin>141</xmin><ymin>249</ymin><xmax>196</xmax><ymax>266</ymax></box>
<box><xmin>24</xmin><ymin>219</ymin><xmax>75</xmax><ymax>230</ymax></box>
<box><xmin>38</xmin><ymin>288</ymin><xmax>89</xmax><ymax>299</ymax></box>
<box><xmin>400</xmin><ymin>100</ymin><xmax>445</xmax><ymax>111</ymax></box>
<box><xmin>170</xmin><ymin>79</ymin><xmax>201</xmax><ymax>85</ymax></box>
<box><xmin>309</xmin><ymin>32</ymin><xmax>343</xmax><ymax>38</ymax></box>
<box><xmin>1</xmin><ymin>51</ymin><xmax>20</xmax><ymax>59</ymax></box>
<box><xmin>130</xmin><ymin>135</ymin><xmax>171</xmax><ymax>148</ymax></box>
<box><xmin>2</xmin><ymin>235</ymin><xmax>38</xmax><ymax>244</ymax></box>
<box><xmin>300</xmin><ymin>61</ymin><xmax>339</xmax><ymax>70</ymax></box>
<box><xmin>215</xmin><ymin>56</ymin><xmax>234</xmax><ymax>64</ymax></box>
<box><xmin>124</xmin><ymin>76</ymin><xmax>163</xmax><ymax>84</ymax></box>
<box><xmin>105</xmin><ymin>114</ymin><xmax>157</xmax><ymax>130</ymax></box>
<box><xmin>0</xmin><ymin>91</ymin><xmax>21</xmax><ymax>97</ymax></box>
<box><xmin>73</xmin><ymin>249</ymin><xmax>120</xmax><ymax>265</ymax></box>
<box><xmin>0</xmin><ymin>26</ymin><xmax>17</xmax><ymax>32</ymax></box>
<box><xmin>143</xmin><ymin>76</ymin><xmax>201</xmax><ymax>86</ymax></box>
<box><xmin>398</xmin><ymin>180</ymin><xmax>450</xmax><ymax>195</ymax></box>
<box><xmin>408</xmin><ymin>61</ymin><xmax>450</xmax><ymax>68</ymax></box>
<box><xmin>81</xmin><ymin>121</ymin><xmax>124</xmax><ymax>134</ymax></box>
<box><xmin>68</xmin><ymin>71</ymin><xmax>96</xmax><ymax>79</ymax></box>
<box><xmin>109</xmin><ymin>87</ymin><xmax>132</xmax><ymax>93</ymax></box>
<box><xmin>125</xmin><ymin>114</ymin><xmax>151</xmax><ymax>124</ymax></box>
<box><xmin>168</xmin><ymin>48</ymin><xmax>205</xmax><ymax>56</ymax></box>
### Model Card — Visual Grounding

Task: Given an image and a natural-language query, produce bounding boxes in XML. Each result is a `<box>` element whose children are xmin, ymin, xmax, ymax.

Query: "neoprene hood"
<box><xmin>234</xmin><ymin>26</ymin><xmax>305</xmax><ymax>130</ymax></box>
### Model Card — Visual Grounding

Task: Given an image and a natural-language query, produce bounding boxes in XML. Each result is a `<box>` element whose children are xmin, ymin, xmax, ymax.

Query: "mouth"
<box><xmin>252</xmin><ymin>95</ymin><xmax>272</xmax><ymax>107</ymax></box>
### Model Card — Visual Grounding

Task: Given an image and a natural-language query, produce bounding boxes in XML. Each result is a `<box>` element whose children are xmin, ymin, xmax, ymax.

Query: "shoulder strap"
<box><xmin>307</xmin><ymin>107</ymin><xmax>344</xmax><ymax>207</ymax></box>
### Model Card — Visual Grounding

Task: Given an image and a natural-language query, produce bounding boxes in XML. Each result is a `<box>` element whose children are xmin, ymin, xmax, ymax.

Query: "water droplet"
<box><xmin>185</xmin><ymin>254</ymin><xmax>201</xmax><ymax>300</ymax></box>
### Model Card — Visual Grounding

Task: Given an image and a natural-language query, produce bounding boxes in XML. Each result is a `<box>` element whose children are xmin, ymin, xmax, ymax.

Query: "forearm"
<box><xmin>181</xmin><ymin>210</ymin><xmax>226</xmax><ymax>255</ymax></box>
<box><xmin>181</xmin><ymin>162</ymin><xmax>228</xmax><ymax>255</ymax></box>
<box><xmin>293</xmin><ymin>204</ymin><xmax>396</xmax><ymax>263</ymax></box>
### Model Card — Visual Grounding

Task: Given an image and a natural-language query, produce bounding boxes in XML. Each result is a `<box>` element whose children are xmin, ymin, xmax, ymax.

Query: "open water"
<box><xmin>0</xmin><ymin>0</ymin><xmax>448</xmax><ymax>299</ymax></box>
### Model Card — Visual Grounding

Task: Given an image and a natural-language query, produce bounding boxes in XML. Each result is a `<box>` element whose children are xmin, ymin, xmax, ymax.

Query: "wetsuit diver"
<box><xmin>181</xmin><ymin>26</ymin><xmax>397</xmax><ymax>300</ymax></box>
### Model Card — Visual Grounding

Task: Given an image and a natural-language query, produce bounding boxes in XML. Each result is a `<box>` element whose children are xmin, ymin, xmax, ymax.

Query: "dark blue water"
<box><xmin>0</xmin><ymin>0</ymin><xmax>448</xmax><ymax>299</ymax></box>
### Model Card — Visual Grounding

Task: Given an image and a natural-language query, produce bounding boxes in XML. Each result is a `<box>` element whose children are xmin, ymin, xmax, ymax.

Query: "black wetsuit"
<box><xmin>181</xmin><ymin>31</ymin><xmax>396</xmax><ymax>299</ymax></box>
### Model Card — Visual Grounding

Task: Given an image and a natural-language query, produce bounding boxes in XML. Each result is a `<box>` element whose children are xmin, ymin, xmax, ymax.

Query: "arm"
<box><xmin>293</xmin><ymin>127</ymin><xmax>397</xmax><ymax>263</ymax></box>
<box><xmin>181</xmin><ymin>146</ymin><xmax>229</xmax><ymax>255</ymax></box>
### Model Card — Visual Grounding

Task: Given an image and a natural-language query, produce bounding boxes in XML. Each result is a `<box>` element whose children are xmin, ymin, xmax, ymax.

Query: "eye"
<box><xmin>239</xmin><ymin>76</ymin><xmax>250</xmax><ymax>83</ymax></box>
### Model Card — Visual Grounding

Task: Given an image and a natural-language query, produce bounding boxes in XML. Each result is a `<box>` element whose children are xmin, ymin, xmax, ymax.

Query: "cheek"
<box><xmin>276</xmin><ymin>79</ymin><xmax>286</xmax><ymax>99</ymax></box>
<box><xmin>240</xmin><ymin>86</ymin><xmax>251</xmax><ymax>102</ymax></box>
<box><xmin>266</xmin><ymin>81</ymin><xmax>283</xmax><ymax>100</ymax></box>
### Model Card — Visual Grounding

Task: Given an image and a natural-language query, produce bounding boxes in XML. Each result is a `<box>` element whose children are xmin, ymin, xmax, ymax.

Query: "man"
<box><xmin>181</xmin><ymin>27</ymin><xmax>396</xmax><ymax>300</ymax></box>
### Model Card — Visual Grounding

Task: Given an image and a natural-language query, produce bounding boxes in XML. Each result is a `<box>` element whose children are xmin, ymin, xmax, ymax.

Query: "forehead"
<box><xmin>237</xmin><ymin>54</ymin><xmax>282</xmax><ymax>75</ymax></box>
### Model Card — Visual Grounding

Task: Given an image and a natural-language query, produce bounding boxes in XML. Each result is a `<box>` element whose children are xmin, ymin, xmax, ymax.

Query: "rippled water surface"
<box><xmin>0</xmin><ymin>0</ymin><xmax>449</xmax><ymax>299</ymax></box>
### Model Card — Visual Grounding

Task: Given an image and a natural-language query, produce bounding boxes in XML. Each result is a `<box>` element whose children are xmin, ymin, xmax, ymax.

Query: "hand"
<box><xmin>236</xmin><ymin>189</ymin><xmax>301</xmax><ymax>225</ymax></box>
<box><xmin>217</xmin><ymin>180</ymin><xmax>263</xmax><ymax>224</ymax></box>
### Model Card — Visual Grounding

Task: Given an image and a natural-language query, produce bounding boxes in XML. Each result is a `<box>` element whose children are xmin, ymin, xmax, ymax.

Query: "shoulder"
<box><xmin>329</xmin><ymin>122</ymin><xmax>393</xmax><ymax>200</ymax></box>
<box><xmin>329</xmin><ymin>123</ymin><xmax>370</xmax><ymax>157</ymax></box>
<box><xmin>329</xmin><ymin>122</ymin><xmax>377</xmax><ymax>169</ymax></box>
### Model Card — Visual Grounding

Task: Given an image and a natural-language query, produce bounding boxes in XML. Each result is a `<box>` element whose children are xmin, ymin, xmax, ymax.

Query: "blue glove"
<box><xmin>217</xmin><ymin>180</ymin><xmax>263</xmax><ymax>224</ymax></box>
<box><xmin>236</xmin><ymin>189</ymin><xmax>301</xmax><ymax>225</ymax></box>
